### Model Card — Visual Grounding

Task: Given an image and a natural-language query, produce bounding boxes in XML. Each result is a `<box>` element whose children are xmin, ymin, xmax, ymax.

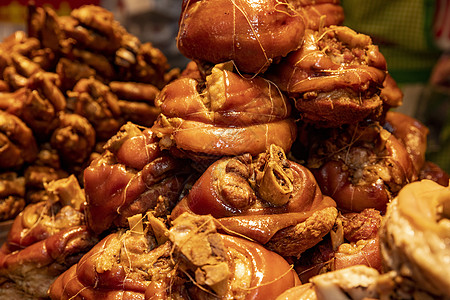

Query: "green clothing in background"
<box><xmin>341</xmin><ymin>0</ymin><xmax>441</xmax><ymax>84</ymax></box>
<box><xmin>342</xmin><ymin>0</ymin><xmax>450</xmax><ymax>173</ymax></box>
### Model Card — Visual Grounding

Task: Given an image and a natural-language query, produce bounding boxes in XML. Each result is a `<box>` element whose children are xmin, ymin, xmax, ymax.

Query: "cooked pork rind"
<box><xmin>383</xmin><ymin>111</ymin><xmax>428</xmax><ymax>175</ymax></box>
<box><xmin>294</xmin><ymin>208</ymin><xmax>382</xmax><ymax>283</ymax></box>
<box><xmin>0</xmin><ymin>3</ymin><xmax>176</xmax><ymax>223</ymax></box>
<box><xmin>303</xmin><ymin>122</ymin><xmax>416</xmax><ymax>213</ymax></box>
<box><xmin>267</xmin><ymin>26</ymin><xmax>387</xmax><ymax>127</ymax></box>
<box><xmin>0</xmin><ymin>172</ymin><xmax>25</xmax><ymax>221</ymax></box>
<box><xmin>0</xmin><ymin>110</ymin><xmax>38</xmax><ymax>170</ymax></box>
<box><xmin>49</xmin><ymin>213</ymin><xmax>299</xmax><ymax>300</ymax></box>
<box><xmin>172</xmin><ymin>144</ymin><xmax>337</xmax><ymax>257</ymax></box>
<box><xmin>0</xmin><ymin>175</ymin><xmax>97</xmax><ymax>299</ymax></box>
<box><xmin>380</xmin><ymin>180</ymin><xmax>450</xmax><ymax>298</ymax></box>
<box><xmin>177</xmin><ymin>0</ymin><xmax>305</xmax><ymax>74</ymax></box>
<box><xmin>83</xmin><ymin>122</ymin><xmax>191</xmax><ymax>235</ymax></box>
<box><xmin>288</xmin><ymin>0</ymin><xmax>345</xmax><ymax>30</ymax></box>
<box><xmin>152</xmin><ymin>62</ymin><xmax>297</xmax><ymax>160</ymax></box>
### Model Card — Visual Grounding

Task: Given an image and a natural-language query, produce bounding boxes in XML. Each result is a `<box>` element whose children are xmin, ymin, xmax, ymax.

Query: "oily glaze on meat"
<box><xmin>267</xmin><ymin>26</ymin><xmax>387</xmax><ymax>127</ymax></box>
<box><xmin>152</xmin><ymin>62</ymin><xmax>297</xmax><ymax>160</ymax></box>
<box><xmin>0</xmin><ymin>175</ymin><xmax>97</xmax><ymax>299</ymax></box>
<box><xmin>383</xmin><ymin>111</ymin><xmax>429</xmax><ymax>175</ymax></box>
<box><xmin>0</xmin><ymin>172</ymin><xmax>25</xmax><ymax>221</ymax></box>
<box><xmin>0</xmin><ymin>110</ymin><xmax>38</xmax><ymax>170</ymax></box>
<box><xmin>83</xmin><ymin>122</ymin><xmax>190</xmax><ymax>235</ymax></box>
<box><xmin>177</xmin><ymin>0</ymin><xmax>305</xmax><ymax>74</ymax></box>
<box><xmin>49</xmin><ymin>213</ymin><xmax>300</xmax><ymax>300</ymax></box>
<box><xmin>294</xmin><ymin>208</ymin><xmax>382</xmax><ymax>283</ymax></box>
<box><xmin>172</xmin><ymin>145</ymin><xmax>337</xmax><ymax>257</ymax></box>
<box><xmin>303</xmin><ymin>122</ymin><xmax>416</xmax><ymax>213</ymax></box>
<box><xmin>288</xmin><ymin>0</ymin><xmax>345</xmax><ymax>30</ymax></box>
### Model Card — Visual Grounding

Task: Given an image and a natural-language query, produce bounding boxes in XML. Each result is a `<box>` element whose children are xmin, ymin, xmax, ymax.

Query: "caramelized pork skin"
<box><xmin>0</xmin><ymin>176</ymin><xmax>96</xmax><ymax>299</ymax></box>
<box><xmin>152</xmin><ymin>63</ymin><xmax>297</xmax><ymax>159</ymax></box>
<box><xmin>84</xmin><ymin>122</ymin><xmax>190</xmax><ymax>235</ymax></box>
<box><xmin>0</xmin><ymin>225</ymin><xmax>97</xmax><ymax>299</ymax></box>
<box><xmin>294</xmin><ymin>208</ymin><xmax>382</xmax><ymax>283</ymax></box>
<box><xmin>267</xmin><ymin>26</ymin><xmax>387</xmax><ymax>127</ymax></box>
<box><xmin>177</xmin><ymin>0</ymin><xmax>305</xmax><ymax>74</ymax></box>
<box><xmin>0</xmin><ymin>172</ymin><xmax>25</xmax><ymax>221</ymax></box>
<box><xmin>419</xmin><ymin>161</ymin><xmax>449</xmax><ymax>187</ymax></box>
<box><xmin>49</xmin><ymin>213</ymin><xmax>300</xmax><ymax>300</ymax></box>
<box><xmin>383</xmin><ymin>111</ymin><xmax>428</xmax><ymax>175</ymax></box>
<box><xmin>289</xmin><ymin>0</ymin><xmax>345</xmax><ymax>30</ymax></box>
<box><xmin>0</xmin><ymin>110</ymin><xmax>38</xmax><ymax>170</ymax></box>
<box><xmin>304</xmin><ymin>123</ymin><xmax>416</xmax><ymax>213</ymax></box>
<box><xmin>172</xmin><ymin>145</ymin><xmax>337</xmax><ymax>257</ymax></box>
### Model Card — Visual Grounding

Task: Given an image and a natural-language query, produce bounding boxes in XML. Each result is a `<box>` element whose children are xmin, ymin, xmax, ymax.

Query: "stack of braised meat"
<box><xmin>1</xmin><ymin>1</ymin><xmax>449</xmax><ymax>299</ymax></box>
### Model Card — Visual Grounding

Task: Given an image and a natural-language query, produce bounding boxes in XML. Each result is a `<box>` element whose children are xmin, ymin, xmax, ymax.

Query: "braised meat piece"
<box><xmin>110</xmin><ymin>81</ymin><xmax>161</xmax><ymax>127</ymax></box>
<box><xmin>289</xmin><ymin>0</ymin><xmax>345</xmax><ymax>30</ymax></box>
<box><xmin>380</xmin><ymin>73</ymin><xmax>403</xmax><ymax>109</ymax></box>
<box><xmin>304</xmin><ymin>122</ymin><xmax>416</xmax><ymax>212</ymax></box>
<box><xmin>294</xmin><ymin>208</ymin><xmax>382</xmax><ymax>283</ymax></box>
<box><xmin>49</xmin><ymin>213</ymin><xmax>300</xmax><ymax>300</ymax></box>
<box><xmin>50</xmin><ymin>112</ymin><xmax>95</xmax><ymax>167</ymax></box>
<box><xmin>0</xmin><ymin>172</ymin><xmax>25</xmax><ymax>221</ymax></box>
<box><xmin>69</xmin><ymin>77</ymin><xmax>122</xmax><ymax>141</ymax></box>
<box><xmin>419</xmin><ymin>161</ymin><xmax>450</xmax><ymax>187</ymax></box>
<box><xmin>0</xmin><ymin>175</ymin><xmax>97</xmax><ymax>299</ymax></box>
<box><xmin>177</xmin><ymin>0</ymin><xmax>305</xmax><ymax>74</ymax></box>
<box><xmin>0</xmin><ymin>110</ymin><xmax>38</xmax><ymax>170</ymax></box>
<box><xmin>267</xmin><ymin>26</ymin><xmax>387</xmax><ymax>127</ymax></box>
<box><xmin>83</xmin><ymin>122</ymin><xmax>191</xmax><ymax>235</ymax></box>
<box><xmin>21</xmin><ymin>71</ymin><xmax>66</xmax><ymax>139</ymax></box>
<box><xmin>152</xmin><ymin>62</ymin><xmax>296</xmax><ymax>160</ymax></box>
<box><xmin>383</xmin><ymin>111</ymin><xmax>429</xmax><ymax>175</ymax></box>
<box><xmin>172</xmin><ymin>144</ymin><xmax>337</xmax><ymax>257</ymax></box>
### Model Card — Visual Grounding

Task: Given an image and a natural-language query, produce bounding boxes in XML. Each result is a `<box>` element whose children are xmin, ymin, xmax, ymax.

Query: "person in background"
<box><xmin>342</xmin><ymin>0</ymin><xmax>450</xmax><ymax>172</ymax></box>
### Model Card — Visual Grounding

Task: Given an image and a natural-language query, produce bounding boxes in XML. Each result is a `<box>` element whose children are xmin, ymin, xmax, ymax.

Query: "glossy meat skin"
<box><xmin>84</xmin><ymin>122</ymin><xmax>189</xmax><ymax>235</ymax></box>
<box><xmin>49</xmin><ymin>213</ymin><xmax>300</xmax><ymax>300</ymax></box>
<box><xmin>0</xmin><ymin>110</ymin><xmax>38</xmax><ymax>170</ymax></box>
<box><xmin>288</xmin><ymin>0</ymin><xmax>345</xmax><ymax>30</ymax></box>
<box><xmin>177</xmin><ymin>0</ymin><xmax>305</xmax><ymax>74</ymax></box>
<box><xmin>305</xmin><ymin>123</ymin><xmax>416</xmax><ymax>213</ymax></box>
<box><xmin>384</xmin><ymin>111</ymin><xmax>428</xmax><ymax>175</ymax></box>
<box><xmin>267</xmin><ymin>26</ymin><xmax>387</xmax><ymax>127</ymax></box>
<box><xmin>172</xmin><ymin>145</ymin><xmax>337</xmax><ymax>257</ymax></box>
<box><xmin>0</xmin><ymin>172</ymin><xmax>25</xmax><ymax>221</ymax></box>
<box><xmin>294</xmin><ymin>208</ymin><xmax>382</xmax><ymax>282</ymax></box>
<box><xmin>0</xmin><ymin>225</ymin><xmax>96</xmax><ymax>299</ymax></box>
<box><xmin>0</xmin><ymin>175</ymin><xmax>97</xmax><ymax>299</ymax></box>
<box><xmin>152</xmin><ymin>63</ymin><xmax>297</xmax><ymax>159</ymax></box>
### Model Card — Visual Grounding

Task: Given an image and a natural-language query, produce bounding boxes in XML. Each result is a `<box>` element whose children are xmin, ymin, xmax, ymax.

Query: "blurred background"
<box><xmin>0</xmin><ymin>0</ymin><xmax>449</xmax><ymax>172</ymax></box>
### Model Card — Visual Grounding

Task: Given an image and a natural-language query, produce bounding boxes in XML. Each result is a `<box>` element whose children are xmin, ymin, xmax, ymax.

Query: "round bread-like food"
<box><xmin>380</xmin><ymin>179</ymin><xmax>450</xmax><ymax>298</ymax></box>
